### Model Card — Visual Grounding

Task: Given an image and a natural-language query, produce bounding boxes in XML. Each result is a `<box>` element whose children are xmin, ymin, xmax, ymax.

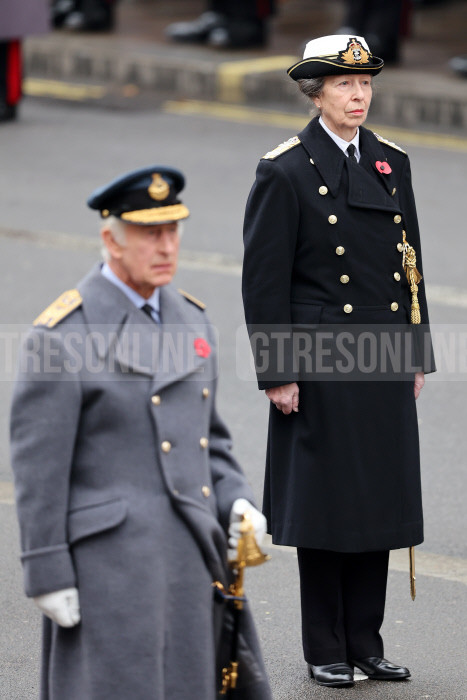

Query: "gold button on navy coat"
<box><xmin>242</xmin><ymin>116</ymin><xmax>435</xmax><ymax>553</ymax></box>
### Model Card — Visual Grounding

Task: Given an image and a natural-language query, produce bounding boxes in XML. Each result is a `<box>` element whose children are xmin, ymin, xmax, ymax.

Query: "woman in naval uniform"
<box><xmin>242</xmin><ymin>34</ymin><xmax>435</xmax><ymax>688</ymax></box>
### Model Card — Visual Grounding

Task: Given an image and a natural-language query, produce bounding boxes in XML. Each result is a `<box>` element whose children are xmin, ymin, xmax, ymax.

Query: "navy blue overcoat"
<box><xmin>242</xmin><ymin>117</ymin><xmax>435</xmax><ymax>552</ymax></box>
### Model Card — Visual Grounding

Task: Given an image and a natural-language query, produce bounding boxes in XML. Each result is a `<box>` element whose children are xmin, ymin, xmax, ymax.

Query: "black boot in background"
<box><xmin>63</xmin><ymin>0</ymin><xmax>116</xmax><ymax>32</ymax></box>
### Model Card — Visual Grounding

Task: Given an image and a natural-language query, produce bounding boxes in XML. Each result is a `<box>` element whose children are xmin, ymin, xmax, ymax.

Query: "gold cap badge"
<box><xmin>339</xmin><ymin>38</ymin><xmax>370</xmax><ymax>65</ymax></box>
<box><xmin>148</xmin><ymin>173</ymin><xmax>170</xmax><ymax>201</ymax></box>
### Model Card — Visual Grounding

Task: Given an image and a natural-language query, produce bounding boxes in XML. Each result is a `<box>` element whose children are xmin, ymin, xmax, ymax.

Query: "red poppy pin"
<box><xmin>375</xmin><ymin>160</ymin><xmax>392</xmax><ymax>174</ymax></box>
<box><xmin>194</xmin><ymin>337</ymin><xmax>211</xmax><ymax>358</ymax></box>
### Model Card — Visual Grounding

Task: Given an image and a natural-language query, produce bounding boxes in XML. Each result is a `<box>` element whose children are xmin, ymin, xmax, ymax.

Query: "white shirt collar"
<box><xmin>319</xmin><ymin>117</ymin><xmax>361</xmax><ymax>162</ymax></box>
<box><xmin>101</xmin><ymin>263</ymin><xmax>160</xmax><ymax>312</ymax></box>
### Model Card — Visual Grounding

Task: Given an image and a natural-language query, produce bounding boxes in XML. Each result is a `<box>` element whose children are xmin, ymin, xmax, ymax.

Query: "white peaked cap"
<box><xmin>287</xmin><ymin>34</ymin><xmax>384</xmax><ymax>81</ymax></box>
<box><xmin>302</xmin><ymin>35</ymin><xmax>371</xmax><ymax>59</ymax></box>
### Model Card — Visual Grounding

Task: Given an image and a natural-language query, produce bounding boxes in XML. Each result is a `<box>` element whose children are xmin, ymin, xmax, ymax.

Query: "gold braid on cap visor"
<box><xmin>288</xmin><ymin>57</ymin><xmax>382</xmax><ymax>75</ymax></box>
<box><xmin>120</xmin><ymin>203</ymin><xmax>190</xmax><ymax>223</ymax></box>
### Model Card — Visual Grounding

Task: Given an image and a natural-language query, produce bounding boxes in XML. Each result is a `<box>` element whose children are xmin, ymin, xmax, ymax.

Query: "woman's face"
<box><xmin>313</xmin><ymin>74</ymin><xmax>372</xmax><ymax>141</ymax></box>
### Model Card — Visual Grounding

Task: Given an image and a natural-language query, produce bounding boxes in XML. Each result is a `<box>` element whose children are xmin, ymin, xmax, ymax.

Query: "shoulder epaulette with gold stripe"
<box><xmin>374</xmin><ymin>133</ymin><xmax>406</xmax><ymax>154</ymax></box>
<box><xmin>178</xmin><ymin>289</ymin><xmax>206</xmax><ymax>310</ymax></box>
<box><xmin>33</xmin><ymin>289</ymin><xmax>82</xmax><ymax>328</ymax></box>
<box><xmin>262</xmin><ymin>136</ymin><xmax>301</xmax><ymax>160</ymax></box>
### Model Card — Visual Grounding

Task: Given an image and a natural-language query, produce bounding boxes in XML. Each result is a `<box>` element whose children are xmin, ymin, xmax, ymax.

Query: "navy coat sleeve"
<box><xmin>397</xmin><ymin>157</ymin><xmax>436</xmax><ymax>373</ymax></box>
<box><xmin>242</xmin><ymin>159</ymin><xmax>301</xmax><ymax>389</ymax></box>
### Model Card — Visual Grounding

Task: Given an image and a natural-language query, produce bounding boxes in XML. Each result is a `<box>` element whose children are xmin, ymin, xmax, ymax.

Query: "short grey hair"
<box><xmin>100</xmin><ymin>216</ymin><xmax>183</xmax><ymax>262</ymax></box>
<box><xmin>101</xmin><ymin>215</ymin><xmax>127</xmax><ymax>261</ymax></box>
<box><xmin>297</xmin><ymin>77</ymin><xmax>325</xmax><ymax>100</ymax></box>
<box><xmin>297</xmin><ymin>77</ymin><xmax>325</xmax><ymax>115</ymax></box>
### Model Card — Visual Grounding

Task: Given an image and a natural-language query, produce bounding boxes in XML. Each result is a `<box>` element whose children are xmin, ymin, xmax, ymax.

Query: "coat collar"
<box><xmin>77</xmin><ymin>264</ymin><xmax>211</xmax><ymax>387</ymax></box>
<box><xmin>153</xmin><ymin>284</ymin><xmax>213</xmax><ymax>392</ymax></box>
<box><xmin>298</xmin><ymin>117</ymin><xmax>345</xmax><ymax>198</ymax></box>
<box><xmin>78</xmin><ymin>264</ymin><xmax>154</xmax><ymax>376</ymax></box>
<box><xmin>298</xmin><ymin>118</ymin><xmax>400</xmax><ymax>212</ymax></box>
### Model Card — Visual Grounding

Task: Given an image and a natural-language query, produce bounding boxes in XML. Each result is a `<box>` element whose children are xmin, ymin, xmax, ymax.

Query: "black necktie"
<box><xmin>347</xmin><ymin>143</ymin><xmax>358</xmax><ymax>163</ymax></box>
<box><xmin>141</xmin><ymin>304</ymin><xmax>160</xmax><ymax>323</ymax></box>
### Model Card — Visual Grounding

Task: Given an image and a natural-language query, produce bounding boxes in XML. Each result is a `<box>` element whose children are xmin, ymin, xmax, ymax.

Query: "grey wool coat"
<box><xmin>10</xmin><ymin>265</ymin><xmax>271</xmax><ymax>700</ymax></box>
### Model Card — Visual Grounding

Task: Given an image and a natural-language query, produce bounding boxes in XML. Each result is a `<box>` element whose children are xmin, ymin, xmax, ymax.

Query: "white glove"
<box><xmin>33</xmin><ymin>587</ymin><xmax>81</xmax><ymax>628</ymax></box>
<box><xmin>228</xmin><ymin>498</ymin><xmax>267</xmax><ymax>562</ymax></box>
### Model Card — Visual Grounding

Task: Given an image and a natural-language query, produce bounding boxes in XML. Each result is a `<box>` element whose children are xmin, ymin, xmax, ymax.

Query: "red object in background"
<box><xmin>256</xmin><ymin>0</ymin><xmax>275</xmax><ymax>19</ymax></box>
<box><xmin>6</xmin><ymin>40</ymin><xmax>21</xmax><ymax>105</ymax></box>
<box><xmin>194</xmin><ymin>338</ymin><xmax>211</xmax><ymax>358</ymax></box>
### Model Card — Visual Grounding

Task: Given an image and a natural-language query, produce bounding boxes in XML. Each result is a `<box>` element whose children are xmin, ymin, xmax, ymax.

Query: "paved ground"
<box><xmin>0</xmin><ymin>93</ymin><xmax>465</xmax><ymax>698</ymax></box>
<box><xmin>23</xmin><ymin>0</ymin><xmax>467</xmax><ymax>131</ymax></box>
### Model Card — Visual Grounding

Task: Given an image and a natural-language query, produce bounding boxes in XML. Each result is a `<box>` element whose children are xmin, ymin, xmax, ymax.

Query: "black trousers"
<box><xmin>297</xmin><ymin>548</ymin><xmax>389</xmax><ymax>665</ymax></box>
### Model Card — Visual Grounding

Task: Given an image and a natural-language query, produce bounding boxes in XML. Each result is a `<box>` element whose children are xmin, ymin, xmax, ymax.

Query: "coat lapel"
<box><xmin>113</xmin><ymin>311</ymin><xmax>160</xmax><ymax>377</ymax></box>
<box><xmin>298</xmin><ymin>117</ymin><xmax>346</xmax><ymax>198</ymax></box>
<box><xmin>345</xmin><ymin>155</ymin><xmax>400</xmax><ymax>213</ymax></box>
<box><xmin>151</xmin><ymin>285</ymin><xmax>212</xmax><ymax>392</ymax></box>
<box><xmin>78</xmin><ymin>267</ymin><xmax>212</xmax><ymax>385</ymax></box>
<box><xmin>298</xmin><ymin>118</ymin><xmax>401</xmax><ymax>214</ymax></box>
<box><xmin>359</xmin><ymin>126</ymin><xmax>398</xmax><ymax>197</ymax></box>
<box><xmin>78</xmin><ymin>264</ymin><xmax>157</xmax><ymax>377</ymax></box>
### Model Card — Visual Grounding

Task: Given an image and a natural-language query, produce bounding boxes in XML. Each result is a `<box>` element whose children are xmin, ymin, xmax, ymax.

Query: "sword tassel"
<box><xmin>402</xmin><ymin>230</ymin><xmax>422</xmax><ymax>600</ymax></box>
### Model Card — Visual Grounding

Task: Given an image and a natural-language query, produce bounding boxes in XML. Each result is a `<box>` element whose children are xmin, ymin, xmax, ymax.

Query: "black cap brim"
<box><xmin>288</xmin><ymin>56</ymin><xmax>384</xmax><ymax>81</ymax></box>
<box><xmin>87</xmin><ymin>165</ymin><xmax>189</xmax><ymax>225</ymax></box>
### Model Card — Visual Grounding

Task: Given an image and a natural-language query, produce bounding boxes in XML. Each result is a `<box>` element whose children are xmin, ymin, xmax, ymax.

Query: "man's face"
<box><xmin>105</xmin><ymin>221</ymin><xmax>180</xmax><ymax>298</ymax></box>
<box><xmin>313</xmin><ymin>74</ymin><xmax>372</xmax><ymax>141</ymax></box>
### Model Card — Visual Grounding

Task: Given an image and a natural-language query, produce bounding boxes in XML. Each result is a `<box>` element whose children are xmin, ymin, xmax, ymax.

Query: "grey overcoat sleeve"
<box><xmin>205</xmin><ymin>323</ymin><xmax>257</xmax><ymax>531</ymax></box>
<box><xmin>10</xmin><ymin>327</ymin><xmax>81</xmax><ymax>597</ymax></box>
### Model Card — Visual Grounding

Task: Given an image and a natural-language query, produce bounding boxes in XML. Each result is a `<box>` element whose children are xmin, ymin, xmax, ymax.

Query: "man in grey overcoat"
<box><xmin>10</xmin><ymin>165</ymin><xmax>272</xmax><ymax>700</ymax></box>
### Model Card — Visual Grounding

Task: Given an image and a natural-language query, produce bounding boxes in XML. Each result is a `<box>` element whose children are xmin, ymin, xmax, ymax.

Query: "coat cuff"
<box><xmin>246</xmin><ymin>324</ymin><xmax>301</xmax><ymax>389</ymax></box>
<box><xmin>217</xmin><ymin>486</ymin><xmax>257</xmax><ymax>533</ymax></box>
<box><xmin>21</xmin><ymin>544</ymin><xmax>76</xmax><ymax>597</ymax></box>
<box><xmin>411</xmin><ymin>324</ymin><xmax>436</xmax><ymax>374</ymax></box>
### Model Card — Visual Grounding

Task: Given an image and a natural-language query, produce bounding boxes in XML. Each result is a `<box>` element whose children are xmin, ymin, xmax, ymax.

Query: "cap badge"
<box><xmin>148</xmin><ymin>173</ymin><xmax>170</xmax><ymax>201</ymax></box>
<box><xmin>338</xmin><ymin>37</ymin><xmax>370</xmax><ymax>65</ymax></box>
<box><xmin>375</xmin><ymin>160</ymin><xmax>392</xmax><ymax>174</ymax></box>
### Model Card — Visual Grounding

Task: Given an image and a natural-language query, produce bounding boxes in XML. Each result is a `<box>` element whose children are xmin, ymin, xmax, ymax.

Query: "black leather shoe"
<box><xmin>63</xmin><ymin>9</ymin><xmax>114</xmax><ymax>32</ymax></box>
<box><xmin>208</xmin><ymin>19</ymin><xmax>266</xmax><ymax>49</ymax></box>
<box><xmin>51</xmin><ymin>0</ymin><xmax>76</xmax><ymax>29</ymax></box>
<box><xmin>165</xmin><ymin>12</ymin><xmax>226</xmax><ymax>44</ymax></box>
<box><xmin>450</xmin><ymin>56</ymin><xmax>467</xmax><ymax>78</ymax></box>
<box><xmin>309</xmin><ymin>663</ymin><xmax>354</xmax><ymax>687</ymax></box>
<box><xmin>165</xmin><ymin>12</ymin><xmax>266</xmax><ymax>49</ymax></box>
<box><xmin>351</xmin><ymin>657</ymin><xmax>410</xmax><ymax>680</ymax></box>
